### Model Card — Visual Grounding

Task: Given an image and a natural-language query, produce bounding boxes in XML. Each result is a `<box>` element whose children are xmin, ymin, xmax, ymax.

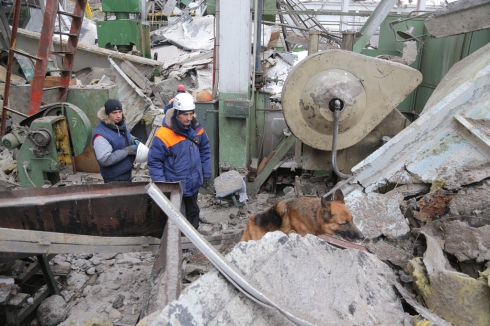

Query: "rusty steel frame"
<box><xmin>56</xmin><ymin>0</ymin><xmax>87</xmax><ymax>102</ymax></box>
<box><xmin>0</xmin><ymin>182</ymin><xmax>180</xmax><ymax>238</ymax></box>
<box><xmin>0</xmin><ymin>181</ymin><xmax>184</xmax><ymax>322</ymax></box>
<box><xmin>29</xmin><ymin>0</ymin><xmax>60</xmax><ymax>115</ymax></box>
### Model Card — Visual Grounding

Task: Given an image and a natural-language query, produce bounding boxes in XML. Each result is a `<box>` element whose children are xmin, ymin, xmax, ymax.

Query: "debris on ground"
<box><xmin>139</xmin><ymin>232</ymin><xmax>407</xmax><ymax>326</ymax></box>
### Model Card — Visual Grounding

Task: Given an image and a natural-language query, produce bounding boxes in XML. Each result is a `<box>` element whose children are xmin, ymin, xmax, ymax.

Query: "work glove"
<box><xmin>125</xmin><ymin>144</ymin><xmax>138</xmax><ymax>155</ymax></box>
<box><xmin>132</xmin><ymin>139</ymin><xmax>140</xmax><ymax>146</ymax></box>
<box><xmin>202</xmin><ymin>178</ymin><xmax>212</xmax><ymax>189</ymax></box>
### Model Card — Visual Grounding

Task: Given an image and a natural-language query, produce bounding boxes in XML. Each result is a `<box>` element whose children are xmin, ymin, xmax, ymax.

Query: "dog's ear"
<box><xmin>333</xmin><ymin>189</ymin><xmax>344</xmax><ymax>203</ymax></box>
<box><xmin>321</xmin><ymin>197</ymin><xmax>332</xmax><ymax>221</ymax></box>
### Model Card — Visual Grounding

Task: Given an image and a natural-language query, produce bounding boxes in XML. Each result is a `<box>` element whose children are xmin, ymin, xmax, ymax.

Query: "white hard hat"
<box><xmin>135</xmin><ymin>143</ymin><xmax>149</xmax><ymax>163</ymax></box>
<box><xmin>174</xmin><ymin>92</ymin><xmax>195</xmax><ymax>112</ymax></box>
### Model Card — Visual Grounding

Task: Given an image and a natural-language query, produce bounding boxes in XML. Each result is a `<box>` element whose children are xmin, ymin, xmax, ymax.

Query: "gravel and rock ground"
<box><xmin>1</xmin><ymin>146</ymin><xmax>490</xmax><ymax>325</ymax></box>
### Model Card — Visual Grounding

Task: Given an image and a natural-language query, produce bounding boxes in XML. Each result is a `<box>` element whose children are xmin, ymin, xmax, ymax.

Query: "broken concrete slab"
<box><xmin>427</xmin><ymin>219</ymin><xmax>490</xmax><ymax>263</ymax></box>
<box><xmin>443</xmin><ymin>221</ymin><xmax>490</xmax><ymax>262</ymax></box>
<box><xmin>139</xmin><ymin>232</ymin><xmax>406</xmax><ymax>325</ymax></box>
<box><xmin>214</xmin><ymin>170</ymin><xmax>245</xmax><ymax>197</ymax></box>
<box><xmin>448</xmin><ymin>179</ymin><xmax>490</xmax><ymax>217</ymax></box>
<box><xmin>425</xmin><ymin>0</ymin><xmax>490</xmax><ymax>38</ymax></box>
<box><xmin>386</xmin><ymin>183</ymin><xmax>431</xmax><ymax>198</ymax></box>
<box><xmin>408</xmin><ymin>232</ymin><xmax>490</xmax><ymax>326</ymax></box>
<box><xmin>199</xmin><ymin>206</ymin><xmax>239</xmax><ymax>226</ymax></box>
<box><xmin>345</xmin><ymin>189</ymin><xmax>410</xmax><ymax>239</ymax></box>
<box><xmin>7</xmin><ymin>84</ymin><xmax>59</xmax><ymax>124</ymax></box>
<box><xmin>367</xmin><ymin>240</ymin><xmax>412</xmax><ymax>271</ymax></box>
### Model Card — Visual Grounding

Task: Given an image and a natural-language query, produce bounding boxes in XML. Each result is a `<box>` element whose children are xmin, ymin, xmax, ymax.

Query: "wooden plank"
<box><xmin>7</xmin><ymin>293</ymin><xmax>29</xmax><ymax>306</ymax></box>
<box><xmin>0</xmin><ymin>228</ymin><xmax>160</xmax><ymax>246</ymax></box>
<box><xmin>257</xmin><ymin>151</ymin><xmax>276</xmax><ymax>176</ymax></box>
<box><xmin>0</xmin><ymin>241</ymin><xmax>160</xmax><ymax>255</ymax></box>
<box><xmin>181</xmin><ymin>232</ymin><xmax>241</xmax><ymax>250</ymax></box>
<box><xmin>0</xmin><ymin>228</ymin><xmax>241</xmax><ymax>255</ymax></box>
<box><xmin>318</xmin><ymin>234</ymin><xmax>369</xmax><ymax>252</ymax></box>
<box><xmin>0</xmin><ymin>228</ymin><xmax>160</xmax><ymax>254</ymax></box>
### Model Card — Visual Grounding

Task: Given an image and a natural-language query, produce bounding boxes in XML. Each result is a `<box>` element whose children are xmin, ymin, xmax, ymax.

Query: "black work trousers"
<box><xmin>181</xmin><ymin>193</ymin><xmax>200</xmax><ymax>230</ymax></box>
<box><xmin>103</xmin><ymin>170</ymin><xmax>132</xmax><ymax>183</ymax></box>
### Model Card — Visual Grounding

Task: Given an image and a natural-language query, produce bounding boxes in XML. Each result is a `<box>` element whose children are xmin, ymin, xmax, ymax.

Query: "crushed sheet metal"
<box><xmin>109</xmin><ymin>57</ymin><xmax>155</xmax><ymax>130</ymax></box>
<box><xmin>160</xmin><ymin>16</ymin><xmax>214</xmax><ymax>51</ymax></box>
<box><xmin>146</xmin><ymin>183</ymin><xmax>318</xmax><ymax>326</ymax></box>
<box><xmin>405</xmin><ymin>130</ymin><xmax>490</xmax><ymax>190</ymax></box>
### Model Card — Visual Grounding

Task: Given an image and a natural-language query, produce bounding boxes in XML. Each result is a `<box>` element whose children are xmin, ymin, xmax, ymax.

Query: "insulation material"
<box><xmin>408</xmin><ymin>232</ymin><xmax>490</xmax><ymax>326</ymax></box>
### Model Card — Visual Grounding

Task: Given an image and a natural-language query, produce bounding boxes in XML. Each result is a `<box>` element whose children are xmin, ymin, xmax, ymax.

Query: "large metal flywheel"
<box><xmin>281</xmin><ymin>49</ymin><xmax>422</xmax><ymax>151</ymax></box>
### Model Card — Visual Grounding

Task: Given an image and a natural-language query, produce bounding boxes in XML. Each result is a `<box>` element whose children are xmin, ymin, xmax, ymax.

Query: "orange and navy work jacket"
<box><xmin>147</xmin><ymin>116</ymin><xmax>211</xmax><ymax>196</ymax></box>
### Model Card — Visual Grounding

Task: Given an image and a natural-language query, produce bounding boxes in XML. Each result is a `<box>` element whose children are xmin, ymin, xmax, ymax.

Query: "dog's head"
<box><xmin>320</xmin><ymin>189</ymin><xmax>364</xmax><ymax>241</ymax></box>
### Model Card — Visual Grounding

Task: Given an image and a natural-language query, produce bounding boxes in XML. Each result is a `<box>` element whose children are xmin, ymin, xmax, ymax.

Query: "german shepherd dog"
<box><xmin>241</xmin><ymin>189</ymin><xmax>364</xmax><ymax>242</ymax></box>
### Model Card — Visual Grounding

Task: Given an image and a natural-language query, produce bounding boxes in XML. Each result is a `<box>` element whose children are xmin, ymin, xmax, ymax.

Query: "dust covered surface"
<box><xmin>141</xmin><ymin>232</ymin><xmax>406</xmax><ymax>326</ymax></box>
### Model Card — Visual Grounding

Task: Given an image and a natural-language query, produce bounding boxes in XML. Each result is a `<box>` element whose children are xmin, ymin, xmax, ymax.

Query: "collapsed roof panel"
<box><xmin>346</xmin><ymin>42</ymin><xmax>490</xmax><ymax>194</ymax></box>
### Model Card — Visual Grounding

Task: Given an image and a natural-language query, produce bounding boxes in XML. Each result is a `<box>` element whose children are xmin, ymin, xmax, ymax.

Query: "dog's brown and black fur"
<box><xmin>241</xmin><ymin>189</ymin><xmax>364</xmax><ymax>242</ymax></box>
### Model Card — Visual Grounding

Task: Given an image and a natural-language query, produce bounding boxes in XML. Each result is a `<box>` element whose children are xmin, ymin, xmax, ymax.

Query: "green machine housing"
<box><xmin>1</xmin><ymin>103</ymin><xmax>92</xmax><ymax>188</ymax></box>
<box><xmin>96</xmin><ymin>0</ymin><xmax>151</xmax><ymax>58</ymax></box>
<box><xmin>16</xmin><ymin>116</ymin><xmax>72</xmax><ymax>188</ymax></box>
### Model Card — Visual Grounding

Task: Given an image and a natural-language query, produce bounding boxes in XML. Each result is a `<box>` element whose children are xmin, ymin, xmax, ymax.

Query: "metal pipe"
<box><xmin>1</xmin><ymin>0</ymin><xmax>22</xmax><ymax>136</ymax></box>
<box><xmin>147</xmin><ymin>183</ymin><xmax>318</xmax><ymax>326</ymax></box>
<box><xmin>254</xmin><ymin>0</ymin><xmax>263</xmax><ymax>72</ymax></box>
<box><xmin>276</xmin><ymin>1</ymin><xmax>290</xmax><ymax>52</ymax></box>
<box><xmin>262</xmin><ymin>21</ymin><xmax>342</xmax><ymax>42</ymax></box>
<box><xmin>331</xmin><ymin>100</ymin><xmax>351</xmax><ymax>179</ymax></box>
<box><xmin>308</xmin><ymin>30</ymin><xmax>320</xmax><ymax>54</ymax></box>
<box><xmin>249</xmin><ymin>0</ymin><xmax>259</xmax><ymax>111</ymax></box>
<box><xmin>212</xmin><ymin>0</ymin><xmax>220</xmax><ymax>98</ymax></box>
<box><xmin>340</xmin><ymin>31</ymin><xmax>356</xmax><ymax>51</ymax></box>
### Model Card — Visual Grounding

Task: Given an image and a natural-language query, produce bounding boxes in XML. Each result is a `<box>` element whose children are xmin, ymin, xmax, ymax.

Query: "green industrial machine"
<box><xmin>1</xmin><ymin>103</ymin><xmax>92</xmax><ymax>188</ymax></box>
<box><xmin>96</xmin><ymin>0</ymin><xmax>151</xmax><ymax>58</ymax></box>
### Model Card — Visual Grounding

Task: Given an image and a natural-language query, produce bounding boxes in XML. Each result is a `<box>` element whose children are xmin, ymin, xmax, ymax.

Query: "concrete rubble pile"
<box><xmin>139</xmin><ymin>232</ymin><xmax>407</xmax><ymax>326</ymax></box>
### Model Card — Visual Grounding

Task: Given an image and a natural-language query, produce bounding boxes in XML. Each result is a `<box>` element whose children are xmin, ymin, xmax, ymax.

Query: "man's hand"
<box><xmin>125</xmin><ymin>144</ymin><xmax>138</xmax><ymax>155</ymax></box>
<box><xmin>202</xmin><ymin>178</ymin><xmax>211</xmax><ymax>189</ymax></box>
<box><xmin>132</xmin><ymin>139</ymin><xmax>140</xmax><ymax>146</ymax></box>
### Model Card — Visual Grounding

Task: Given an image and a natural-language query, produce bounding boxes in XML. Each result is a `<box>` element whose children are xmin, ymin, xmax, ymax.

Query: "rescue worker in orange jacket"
<box><xmin>148</xmin><ymin>92</ymin><xmax>211</xmax><ymax>229</ymax></box>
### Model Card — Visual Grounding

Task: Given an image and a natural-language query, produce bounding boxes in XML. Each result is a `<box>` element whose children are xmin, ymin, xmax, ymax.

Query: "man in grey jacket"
<box><xmin>92</xmin><ymin>99</ymin><xmax>138</xmax><ymax>183</ymax></box>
